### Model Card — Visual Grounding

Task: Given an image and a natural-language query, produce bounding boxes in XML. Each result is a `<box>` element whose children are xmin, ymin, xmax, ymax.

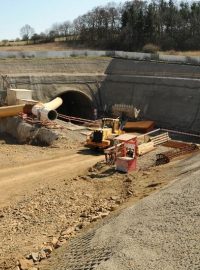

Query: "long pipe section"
<box><xmin>0</xmin><ymin>104</ymin><xmax>25</xmax><ymax>118</ymax></box>
<box><xmin>42</xmin><ymin>97</ymin><xmax>63</xmax><ymax>110</ymax></box>
<box><xmin>0</xmin><ymin>97</ymin><xmax>63</xmax><ymax>121</ymax></box>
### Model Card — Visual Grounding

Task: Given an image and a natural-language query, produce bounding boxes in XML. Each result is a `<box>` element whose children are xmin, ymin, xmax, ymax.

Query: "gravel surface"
<box><xmin>42</xmin><ymin>153</ymin><xmax>200</xmax><ymax>270</ymax></box>
<box><xmin>92</xmin><ymin>154</ymin><xmax>200</xmax><ymax>270</ymax></box>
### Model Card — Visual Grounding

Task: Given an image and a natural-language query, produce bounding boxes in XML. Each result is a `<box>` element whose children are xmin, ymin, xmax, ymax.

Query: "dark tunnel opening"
<box><xmin>57</xmin><ymin>91</ymin><xmax>94</xmax><ymax>119</ymax></box>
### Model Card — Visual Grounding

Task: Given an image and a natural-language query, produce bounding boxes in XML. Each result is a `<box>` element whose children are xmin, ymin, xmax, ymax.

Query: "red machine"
<box><xmin>105</xmin><ymin>134</ymin><xmax>137</xmax><ymax>173</ymax></box>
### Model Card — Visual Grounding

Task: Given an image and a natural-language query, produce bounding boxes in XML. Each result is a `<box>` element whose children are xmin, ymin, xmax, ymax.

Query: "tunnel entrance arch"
<box><xmin>57</xmin><ymin>90</ymin><xmax>94</xmax><ymax>119</ymax></box>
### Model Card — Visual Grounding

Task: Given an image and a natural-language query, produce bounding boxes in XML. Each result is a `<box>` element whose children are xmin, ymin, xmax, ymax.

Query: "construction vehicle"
<box><xmin>85</xmin><ymin>118</ymin><xmax>124</xmax><ymax>149</ymax></box>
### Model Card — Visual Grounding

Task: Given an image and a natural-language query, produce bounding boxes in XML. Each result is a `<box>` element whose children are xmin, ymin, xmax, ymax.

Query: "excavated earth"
<box><xmin>40</xmin><ymin>152</ymin><xmax>200</xmax><ymax>270</ymax></box>
<box><xmin>0</xmin><ymin>55</ymin><xmax>200</xmax><ymax>269</ymax></box>
<box><xmin>0</xmin><ymin>121</ymin><xmax>198</xmax><ymax>270</ymax></box>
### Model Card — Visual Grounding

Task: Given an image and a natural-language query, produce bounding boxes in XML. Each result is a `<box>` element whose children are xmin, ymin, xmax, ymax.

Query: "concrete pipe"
<box><xmin>42</xmin><ymin>97</ymin><xmax>63</xmax><ymax>110</ymax></box>
<box><xmin>39</xmin><ymin>107</ymin><xmax>58</xmax><ymax>121</ymax></box>
<box><xmin>32</xmin><ymin>105</ymin><xmax>57</xmax><ymax>121</ymax></box>
<box><xmin>32</xmin><ymin>97</ymin><xmax>63</xmax><ymax>121</ymax></box>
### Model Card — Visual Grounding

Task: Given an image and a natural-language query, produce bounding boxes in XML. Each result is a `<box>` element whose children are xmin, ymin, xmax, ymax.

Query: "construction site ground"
<box><xmin>0</xmin><ymin>123</ymin><xmax>198</xmax><ymax>270</ymax></box>
<box><xmin>0</xmin><ymin>42</ymin><xmax>90</xmax><ymax>52</ymax></box>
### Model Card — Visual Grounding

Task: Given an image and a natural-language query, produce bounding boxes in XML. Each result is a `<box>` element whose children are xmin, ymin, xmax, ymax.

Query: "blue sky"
<box><xmin>0</xmin><ymin>0</ymin><xmax>128</xmax><ymax>40</ymax></box>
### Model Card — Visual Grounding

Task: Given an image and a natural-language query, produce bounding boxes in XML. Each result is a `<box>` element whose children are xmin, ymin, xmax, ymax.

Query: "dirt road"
<box><xmin>0</xmin><ymin>150</ymin><xmax>103</xmax><ymax>207</ymax></box>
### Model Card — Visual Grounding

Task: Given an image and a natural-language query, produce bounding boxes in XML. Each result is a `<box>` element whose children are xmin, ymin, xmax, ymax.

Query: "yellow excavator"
<box><xmin>85</xmin><ymin>118</ymin><xmax>124</xmax><ymax>150</ymax></box>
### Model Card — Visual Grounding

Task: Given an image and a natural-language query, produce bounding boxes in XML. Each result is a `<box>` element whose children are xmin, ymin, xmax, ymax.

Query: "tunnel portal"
<box><xmin>57</xmin><ymin>91</ymin><xmax>94</xmax><ymax>119</ymax></box>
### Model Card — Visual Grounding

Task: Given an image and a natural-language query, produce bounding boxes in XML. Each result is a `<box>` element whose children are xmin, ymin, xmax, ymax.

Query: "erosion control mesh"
<box><xmin>56</xmin><ymin>231</ymin><xmax>112</xmax><ymax>270</ymax></box>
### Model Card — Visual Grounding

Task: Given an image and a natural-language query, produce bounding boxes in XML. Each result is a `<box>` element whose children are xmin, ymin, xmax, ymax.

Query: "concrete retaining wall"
<box><xmin>100</xmin><ymin>58</ymin><xmax>200</xmax><ymax>133</ymax></box>
<box><xmin>101</xmin><ymin>74</ymin><xmax>200</xmax><ymax>132</ymax></box>
<box><xmin>105</xmin><ymin>58</ymin><xmax>200</xmax><ymax>78</ymax></box>
<box><xmin>1</xmin><ymin>56</ymin><xmax>200</xmax><ymax>133</ymax></box>
<box><xmin>1</xmin><ymin>49</ymin><xmax>200</xmax><ymax>66</ymax></box>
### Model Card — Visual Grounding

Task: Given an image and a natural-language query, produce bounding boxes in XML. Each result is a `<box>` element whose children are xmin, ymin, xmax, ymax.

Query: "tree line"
<box><xmin>19</xmin><ymin>0</ymin><xmax>200</xmax><ymax>51</ymax></box>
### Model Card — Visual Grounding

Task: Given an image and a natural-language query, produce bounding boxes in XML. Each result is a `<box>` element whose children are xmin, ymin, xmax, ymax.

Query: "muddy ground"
<box><xmin>0</xmin><ymin>127</ymin><xmax>193</xmax><ymax>270</ymax></box>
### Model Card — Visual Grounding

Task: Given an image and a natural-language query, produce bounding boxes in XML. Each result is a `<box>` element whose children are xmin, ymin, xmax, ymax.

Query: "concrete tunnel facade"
<box><xmin>3</xmin><ymin>57</ymin><xmax>200</xmax><ymax>133</ymax></box>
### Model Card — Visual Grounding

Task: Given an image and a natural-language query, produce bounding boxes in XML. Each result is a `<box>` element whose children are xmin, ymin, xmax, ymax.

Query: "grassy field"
<box><xmin>0</xmin><ymin>42</ymin><xmax>200</xmax><ymax>57</ymax></box>
<box><xmin>0</xmin><ymin>42</ymin><xmax>89</xmax><ymax>51</ymax></box>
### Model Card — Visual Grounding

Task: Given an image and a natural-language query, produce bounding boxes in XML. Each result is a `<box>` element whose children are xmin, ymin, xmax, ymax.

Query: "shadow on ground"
<box><xmin>0</xmin><ymin>132</ymin><xmax>19</xmax><ymax>145</ymax></box>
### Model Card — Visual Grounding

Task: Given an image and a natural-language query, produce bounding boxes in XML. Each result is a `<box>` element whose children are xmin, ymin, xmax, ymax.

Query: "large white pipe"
<box><xmin>32</xmin><ymin>97</ymin><xmax>63</xmax><ymax>121</ymax></box>
<box><xmin>43</xmin><ymin>97</ymin><xmax>63</xmax><ymax>110</ymax></box>
<box><xmin>32</xmin><ymin>106</ymin><xmax>58</xmax><ymax>121</ymax></box>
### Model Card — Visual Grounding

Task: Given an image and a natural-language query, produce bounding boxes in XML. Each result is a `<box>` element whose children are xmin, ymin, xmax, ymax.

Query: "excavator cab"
<box><xmin>85</xmin><ymin>118</ymin><xmax>123</xmax><ymax>150</ymax></box>
<box><xmin>102</xmin><ymin>118</ymin><xmax>120</xmax><ymax>133</ymax></box>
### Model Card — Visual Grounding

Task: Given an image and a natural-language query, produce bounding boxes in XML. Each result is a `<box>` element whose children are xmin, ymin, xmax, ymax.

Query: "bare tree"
<box><xmin>60</xmin><ymin>21</ymin><xmax>72</xmax><ymax>36</ymax></box>
<box><xmin>50</xmin><ymin>23</ymin><xmax>61</xmax><ymax>36</ymax></box>
<box><xmin>20</xmin><ymin>24</ymin><xmax>35</xmax><ymax>44</ymax></box>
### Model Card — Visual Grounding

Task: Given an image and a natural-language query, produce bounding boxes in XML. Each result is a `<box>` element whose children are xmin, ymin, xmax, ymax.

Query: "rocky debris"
<box><xmin>142</xmin><ymin>171</ymin><xmax>151</xmax><ymax>176</ymax></box>
<box><xmin>80</xmin><ymin>175</ymin><xmax>91</xmax><ymax>181</ymax></box>
<box><xmin>17</xmin><ymin>199</ymin><xmax>120</xmax><ymax>268</ymax></box>
<box><xmin>55</xmin><ymin>239</ymin><xmax>67</xmax><ymax>248</ymax></box>
<box><xmin>100</xmin><ymin>212</ymin><xmax>110</xmax><ymax>218</ymax></box>
<box><xmin>18</xmin><ymin>259</ymin><xmax>34</xmax><ymax>270</ymax></box>
<box><xmin>51</xmin><ymin>237</ymin><xmax>58</xmax><ymax>248</ymax></box>
<box><xmin>124</xmin><ymin>175</ymin><xmax>134</xmax><ymax>182</ymax></box>
<box><xmin>38</xmin><ymin>250</ymin><xmax>46</xmax><ymax>261</ymax></box>
<box><xmin>88</xmin><ymin>172</ymin><xmax>98</xmax><ymax>179</ymax></box>
<box><xmin>0</xmin><ymin>150</ymin><xmax>172</xmax><ymax>270</ymax></box>
<box><xmin>75</xmin><ymin>223</ymin><xmax>84</xmax><ymax>230</ymax></box>
<box><xmin>110</xmin><ymin>195</ymin><xmax>120</xmax><ymax>201</ymax></box>
<box><xmin>127</xmin><ymin>189</ymin><xmax>133</xmax><ymax>196</ymax></box>
<box><xmin>41</xmin><ymin>246</ymin><xmax>53</xmax><ymax>256</ymax></box>
<box><xmin>146</xmin><ymin>182</ymin><xmax>161</xmax><ymax>188</ymax></box>
<box><xmin>91</xmin><ymin>215</ymin><xmax>102</xmax><ymax>222</ymax></box>
<box><xmin>89</xmin><ymin>161</ymin><xmax>105</xmax><ymax>172</ymax></box>
<box><xmin>30</xmin><ymin>253</ymin><xmax>39</xmax><ymax>263</ymax></box>
<box><xmin>80</xmin><ymin>212</ymin><xmax>88</xmax><ymax>218</ymax></box>
<box><xmin>60</xmin><ymin>227</ymin><xmax>74</xmax><ymax>237</ymax></box>
<box><xmin>17</xmin><ymin>245</ymin><xmax>53</xmax><ymax>269</ymax></box>
<box><xmin>88</xmin><ymin>167</ymin><xmax>96</xmax><ymax>173</ymax></box>
<box><xmin>110</xmin><ymin>205</ymin><xmax>119</xmax><ymax>211</ymax></box>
